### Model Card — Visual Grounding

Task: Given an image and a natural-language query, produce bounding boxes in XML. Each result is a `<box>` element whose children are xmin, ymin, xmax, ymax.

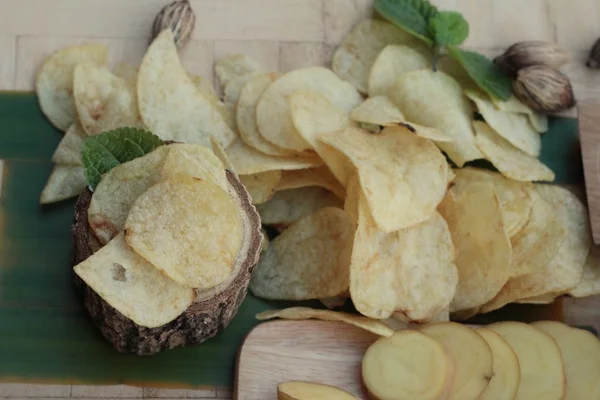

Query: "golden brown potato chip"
<box><xmin>438</xmin><ymin>182</ymin><xmax>513</xmax><ymax>312</ymax></box>
<box><xmin>467</xmin><ymin>90</ymin><xmax>541</xmax><ymax>157</ymax></box>
<box><xmin>473</xmin><ymin>121</ymin><xmax>555</xmax><ymax>182</ymax></box>
<box><xmin>51</xmin><ymin>122</ymin><xmax>85</xmax><ymax>165</ymax></box>
<box><xmin>209</xmin><ymin>137</ymin><xmax>234</xmax><ymax>170</ymax></box>
<box><xmin>368</xmin><ymin>44</ymin><xmax>430</xmax><ymax>97</ymax></box>
<box><xmin>36</xmin><ymin>44</ymin><xmax>108</xmax><ymax>131</ymax></box>
<box><xmin>160</xmin><ymin>146</ymin><xmax>229</xmax><ymax>191</ymax></box>
<box><xmin>249</xmin><ymin>207</ymin><xmax>354</xmax><ymax>300</ymax></box>
<box><xmin>256</xmin><ymin>307</ymin><xmax>393</xmax><ymax>337</ymax></box>
<box><xmin>256</xmin><ymin>67</ymin><xmax>362</xmax><ymax>152</ymax></box>
<box><xmin>390</xmin><ymin>69</ymin><xmax>482</xmax><ymax>166</ymax></box>
<box><xmin>74</xmin><ymin>234</ymin><xmax>194</xmax><ymax>328</ymax></box>
<box><xmin>320</xmin><ymin>126</ymin><xmax>448</xmax><ymax>232</ymax></box>
<box><xmin>125</xmin><ymin>175</ymin><xmax>242</xmax><ymax>289</ymax></box>
<box><xmin>343</xmin><ymin>174</ymin><xmax>361</xmax><ymax>227</ymax></box>
<box><xmin>350</xmin><ymin>193</ymin><xmax>457</xmax><ymax>321</ymax></box>
<box><xmin>350</xmin><ymin>96</ymin><xmax>405</xmax><ymax>125</ymax></box>
<box><xmin>239</xmin><ymin>170</ymin><xmax>282</xmax><ymax>205</ymax></box>
<box><xmin>215</xmin><ymin>54</ymin><xmax>262</xmax><ymax>90</ymax></box>
<box><xmin>569</xmin><ymin>244</ymin><xmax>600</xmax><ymax>297</ymax></box>
<box><xmin>188</xmin><ymin>73</ymin><xmax>220</xmax><ymax>107</ymax></box>
<box><xmin>491</xmin><ymin>95</ymin><xmax>548</xmax><ymax>133</ymax></box>
<box><xmin>138</xmin><ymin>30</ymin><xmax>236</xmax><ymax>148</ymax></box>
<box><xmin>39</xmin><ymin>164</ymin><xmax>87</xmax><ymax>204</ymax></box>
<box><xmin>277</xmin><ymin>166</ymin><xmax>345</xmax><ymax>199</ymax></box>
<box><xmin>331</xmin><ymin>19</ymin><xmax>429</xmax><ymax>93</ymax></box>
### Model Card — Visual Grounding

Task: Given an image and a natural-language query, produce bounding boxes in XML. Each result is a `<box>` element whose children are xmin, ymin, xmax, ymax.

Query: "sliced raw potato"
<box><xmin>491</xmin><ymin>95</ymin><xmax>548</xmax><ymax>133</ymax></box>
<box><xmin>569</xmin><ymin>244</ymin><xmax>600</xmax><ymax>297</ymax></box>
<box><xmin>215</xmin><ymin>54</ymin><xmax>262</xmax><ymax>89</ymax></box>
<box><xmin>320</xmin><ymin>295</ymin><xmax>348</xmax><ymax>310</ymax></box>
<box><xmin>350</xmin><ymin>193</ymin><xmax>457</xmax><ymax>321</ymax></box>
<box><xmin>476</xmin><ymin>328</ymin><xmax>520</xmax><ymax>400</ymax></box>
<box><xmin>36</xmin><ymin>44</ymin><xmax>108</xmax><ymax>131</ymax></box>
<box><xmin>160</xmin><ymin>146</ymin><xmax>229</xmax><ymax>191</ymax></box>
<box><xmin>362</xmin><ymin>330</ymin><xmax>454</xmax><ymax>400</ymax></box>
<box><xmin>138</xmin><ymin>30</ymin><xmax>235</xmax><ymax>148</ymax></box>
<box><xmin>420</xmin><ymin>322</ymin><xmax>493</xmax><ymax>400</ymax></box>
<box><xmin>277</xmin><ymin>381</ymin><xmax>359</xmax><ymax>400</ymax></box>
<box><xmin>438</xmin><ymin>182</ymin><xmax>512</xmax><ymax>312</ymax></box>
<box><xmin>239</xmin><ymin>170</ymin><xmax>282</xmax><ymax>205</ymax></box>
<box><xmin>277</xmin><ymin>166</ymin><xmax>345</xmax><ymax>199</ymax></box>
<box><xmin>225</xmin><ymin>139</ymin><xmax>321</xmax><ymax>176</ymax></box>
<box><xmin>350</xmin><ymin>96</ymin><xmax>405</xmax><ymax>125</ymax></box>
<box><xmin>256</xmin><ymin>67</ymin><xmax>362</xmax><ymax>151</ymax></box>
<box><xmin>332</xmin><ymin>19</ymin><xmax>429</xmax><ymax>93</ymax></box>
<box><xmin>473</xmin><ymin>121</ymin><xmax>554</xmax><ymax>182</ymax></box>
<box><xmin>40</xmin><ymin>164</ymin><xmax>87</xmax><ymax>204</ymax></box>
<box><xmin>124</xmin><ymin>175</ymin><xmax>242</xmax><ymax>289</ymax></box>
<box><xmin>467</xmin><ymin>90</ymin><xmax>541</xmax><ymax>157</ymax></box>
<box><xmin>320</xmin><ymin>126</ymin><xmax>448</xmax><ymax>232</ymax></box>
<box><xmin>73</xmin><ymin>63</ymin><xmax>142</xmax><ymax>136</ymax></box>
<box><xmin>452</xmin><ymin>167</ymin><xmax>533</xmax><ymax>237</ymax></box>
<box><xmin>74</xmin><ymin>234</ymin><xmax>194</xmax><ymax>328</ymax></box>
<box><xmin>256</xmin><ymin>307</ymin><xmax>393</xmax><ymax>337</ymax></box>
<box><xmin>51</xmin><ymin>122</ymin><xmax>86</xmax><ymax>165</ymax></box>
<box><xmin>533</xmin><ymin>321</ymin><xmax>600</xmax><ymax>400</ymax></box>
<box><xmin>223</xmin><ymin>73</ymin><xmax>258</xmax><ymax>105</ymax></box>
<box><xmin>390</xmin><ymin>69</ymin><xmax>482</xmax><ymax>166</ymax></box>
<box><xmin>249</xmin><ymin>207</ymin><xmax>353</xmax><ymax>300</ymax></box>
<box><xmin>488</xmin><ymin>321</ymin><xmax>566</xmax><ymax>400</ymax></box>
<box><xmin>368</xmin><ymin>44</ymin><xmax>430</xmax><ymax>97</ymax></box>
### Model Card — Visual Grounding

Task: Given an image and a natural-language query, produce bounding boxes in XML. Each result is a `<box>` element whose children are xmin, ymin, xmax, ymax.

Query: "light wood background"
<box><xmin>1</xmin><ymin>0</ymin><xmax>600</xmax><ymax>398</ymax></box>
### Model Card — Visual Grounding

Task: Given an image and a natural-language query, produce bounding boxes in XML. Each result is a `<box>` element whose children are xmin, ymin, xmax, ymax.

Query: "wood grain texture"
<box><xmin>578</xmin><ymin>104</ymin><xmax>600</xmax><ymax>244</ymax></box>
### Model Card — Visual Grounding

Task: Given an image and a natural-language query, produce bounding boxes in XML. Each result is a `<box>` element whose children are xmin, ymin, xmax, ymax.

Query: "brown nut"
<box><xmin>513</xmin><ymin>65</ymin><xmax>575</xmax><ymax>113</ymax></box>
<box><xmin>495</xmin><ymin>41</ymin><xmax>570</xmax><ymax>74</ymax></box>
<box><xmin>151</xmin><ymin>0</ymin><xmax>196</xmax><ymax>50</ymax></box>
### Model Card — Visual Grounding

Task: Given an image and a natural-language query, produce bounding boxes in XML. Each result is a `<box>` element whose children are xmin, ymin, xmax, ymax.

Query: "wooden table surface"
<box><xmin>1</xmin><ymin>0</ymin><xmax>600</xmax><ymax>398</ymax></box>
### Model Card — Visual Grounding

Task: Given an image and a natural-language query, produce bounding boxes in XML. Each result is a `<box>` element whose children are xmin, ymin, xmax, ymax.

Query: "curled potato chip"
<box><xmin>438</xmin><ymin>182</ymin><xmax>513</xmax><ymax>312</ymax></box>
<box><xmin>215</xmin><ymin>54</ymin><xmax>263</xmax><ymax>89</ymax></box>
<box><xmin>51</xmin><ymin>122</ymin><xmax>85</xmax><ymax>165</ymax></box>
<box><xmin>368</xmin><ymin>44</ymin><xmax>430</xmax><ymax>97</ymax></box>
<box><xmin>239</xmin><ymin>170</ymin><xmax>282</xmax><ymax>205</ymax></box>
<box><xmin>390</xmin><ymin>69</ymin><xmax>482</xmax><ymax>166</ymax></box>
<box><xmin>256</xmin><ymin>307</ymin><xmax>393</xmax><ymax>337</ymax></box>
<box><xmin>491</xmin><ymin>95</ymin><xmax>548</xmax><ymax>133</ymax></box>
<box><xmin>74</xmin><ymin>62</ymin><xmax>143</xmax><ymax>136</ymax></box>
<box><xmin>320</xmin><ymin>126</ymin><xmax>448</xmax><ymax>232</ymax></box>
<box><xmin>40</xmin><ymin>164</ymin><xmax>87</xmax><ymax>204</ymax></box>
<box><xmin>36</xmin><ymin>44</ymin><xmax>108</xmax><ymax>131</ymax></box>
<box><xmin>113</xmin><ymin>63</ymin><xmax>139</xmax><ymax>85</ymax></box>
<box><xmin>223</xmin><ymin>73</ymin><xmax>258</xmax><ymax>105</ymax></box>
<box><xmin>473</xmin><ymin>121</ymin><xmax>555</xmax><ymax>182</ymax></box>
<box><xmin>209</xmin><ymin>136</ymin><xmax>234</xmax><ymax>170</ymax></box>
<box><xmin>256</xmin><ymin>67</ymin><xmax>362</xmax><ymax>152</ymax></box>
<box><xmin>160</xmin><ymin>147</ymin><xmax>229</xmax><ymax>191</ymax></box>
<box><xmin>332</xmin><ymin>19</ymin><xmax>429</xmax><ymax>93</ymax></box>
<box><xmin>249</xmin><ymin>207</ymin><xmax>354</xmax><ymax>300</ymax></box>
<box><xmin>138</xmin><ymin>30</ymin><xmax>235</xmax><ymax>148</ymax></box>
<box><xmin>188</xmin><ymin>73</ymin><xmax>220</xmax><ymax>107</ymax></box>
<box><xmin>277</xmin><ymin>166</ymin><xmax>345</xmax><ymax>199</ymax></box>
<box><xmin>467</xmin><ymin>90</ymin><xmax>541</xmax><ymax>157</ymax></box>
<box><xmin>350</xmin><ymin>193</ymin><xmax>458</xmax><ymax>321</ymax></box>
<box><xmin>350</xmin><ymin>96</ymin><xmax>405</xmax><ymax>125</ymax></box>
<box><xmin>569</xmin><ymin>244</ymin><xmax>600</xmax><ymax>297</ymax></box>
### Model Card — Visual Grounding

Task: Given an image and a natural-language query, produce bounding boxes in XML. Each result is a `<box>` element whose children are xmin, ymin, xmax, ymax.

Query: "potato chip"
<box><xmin>438</xmin><ymin>182</ymin><xmax>512</xmax><ymax>312</ymax></box>
<box><xmin>452</xmin><ymin>167</ymin><xmax>533</xmax><ymax>237</ymax></box>
<box><xmin>209</xmin><ymin>137</ymin><xmax>234</xmax><ymax>170</ymax></box>
<box><xmin>239</xmin><ymin>170</ymin><xmax>282</xmax><ymax>205</ymax></box>
<box><xmin>138</xmin><ymin>30</ymin><xmax>236</xmax><ymax>148</ymax></box>
<box><xmin>260</xmin><ymin>228</ymin><xmax>270</xmax><ymax>253</ymax></box>
<box><xmin>331</xmin><ymin>19</ymin><xmax>429</xmax><ymax>93</ymax></box>
<box><xmin>277</xmin><ymin>166</ymin><xmax>345</xmax><ymax>199</ymax></box>
<box><xmin>368</xmin><ymin>45</ymin><xmax>430</xmax><ymax>97</ymax></box>
<box><xmin>343</xmin><ymin>174</ymin><xmax>361</xmax><ymax>227</ymax></box>
<box><xmin>36</xmin><ymin>44</ymin><xmax>108</xmax><ymax>131</ymax></box>
<box><xmin>39</xmin><ymin>164</ymin><xmax>87</xmax><ymax>204</ymax></box>
<box><xmin>223</xmin><ymin>73</ymin><xmax>258</xmax><ymax>105</ymax></box>
<box><xmin>125</xmin><ymin>175</ymin><xmax>242</xmax><ymax>289</ymax></box>
<box><xmin>256</xmin><ymin>67</ymin><xmax>362</xmax><ymax>152</ymax></box>
<box><xmin>256</xmin><ymin>307</ymin><xmax>393</xmax><ymax>337</ymax></box>
<box><xmin>160</xmin><ymin>147</ymin><xmax>229</xmax><ymax>191</ymax></box>
<box><xmin>74</xmin><ymin>63</ymin><xmax>143</xmax><ymax>136</ymax></box>
<box><xmin>390</xmin><ymin>69</ymin><xmax>482</xmax><ymax>166</ymax></box>
<box><xmin>491</xmin><ymin>95</ymin><xmax>548</xmax><ymax>133</ymax></box>
<box><xmin>51</xmin><ymin>122</ymin><xmax>85</xmax><ymax>165</ymax></box>
<box><xmin>569</xmin><ymin>244</ymin><xmax>600</xmax><ymax>297</ymax></box>
<box><xmin>350</xmin><ymin>96</ymin><xmax>405</xmax><ymax>126</ymax></box>
<box><xmin>257</xmin><ymin>186</ymin><xmax>343</xmax><ymax>226</ymax></box>
<box><xmin>473</xmin><ymin>121</ymin><xmax>555</xmax><ymax>182</ymax></box>
<box><xmin>320</xmin><ymin>295</ymin><xmax>348</xmax><ymax>310</ymax></box>
<box><xmin>74</xmin><ymin>234</ymin><xmax>194</xmax><ymax>328</ymax></box>
<box><xmin>225</xmin><ymin>139</ymin><xmax>321</xmax><ymax>175</ymax></box>
<box><xmin>319</xmin><ymin>126</ymin><xmax>448</xmax><ymax>232</ymax></box>
<box><xmin>350</xmin><ymin>193</ymin><xmax>457</xmax><ymax>321</ymax></box>
<box><xmin>113</xmin><ymin>63</ymin><xmax>139</xmax><ymax>85</ymax></box>
<box><xmin>215</xmin><ymin>54</ymin><xmax>263</xmax><ymax>90</ymax></box>
<box><xmin>188</xmin><ymin>73</ymin><xmax>220</xmax><ymax>106</ymax></box>
<box><xmin>249</xmin><ymin>207</ymin><xmax>354</xmax><ymax>300</ymax></box>
<box><xmin>466</xmin><ymin>90</ymin><xmax>541</xmax><ymax>157</ymax></box>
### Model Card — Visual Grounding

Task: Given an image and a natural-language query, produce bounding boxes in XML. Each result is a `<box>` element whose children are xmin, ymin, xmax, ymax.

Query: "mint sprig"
<box><xmin>429</xmin><ymin>11</ymin><xmax>468</xmax><ymax>46</ymax></box>
<box><xmin>374</xmin><ymin>0</ymin><xmax>438</xmax><ymax>45</ymax></box>
<box><xmin>81</xmin><ymin>127</ymin><xmax>164</xmax><ymax>189</ymax></box>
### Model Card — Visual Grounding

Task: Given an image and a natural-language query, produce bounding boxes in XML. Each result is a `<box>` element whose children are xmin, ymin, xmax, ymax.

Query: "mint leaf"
<box><xmin>374</xmin><ymin>0</ymin><xmax>438</xmax><ymax>45</ymax></box>
<box><xmin>429</xmin><ymin>11</ymin><xmax>468</xmax><ymax>46</ymax></box>
<box><xmin>81</xmin><ymin>127</ymin><xmax>164</xmax><ymax>189</ymax></box>
<box><xmin>447</xmin><ymin>47</ymin><xmax>512</xmax><ymax>100</ymax></box>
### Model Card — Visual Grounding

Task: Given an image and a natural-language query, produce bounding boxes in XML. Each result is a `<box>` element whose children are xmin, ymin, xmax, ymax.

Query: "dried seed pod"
<box><xmin>495</xmin><ymin>41</ymin><xmax>570</xmax><ymax>74</ymax></box>
<box><xmin>151</xmin><ymin>0</ymin><xmax>196</xmax><ymax>50</ymax></box>
<box><xmin>513</xmin><ymin>65</ymin><xmax>575</xmax><ymax>113</ymax></box>
<box><xmin>587</xmin><ymin>37</ymin><xmax>600</xmax><ymax>68</ymax></box>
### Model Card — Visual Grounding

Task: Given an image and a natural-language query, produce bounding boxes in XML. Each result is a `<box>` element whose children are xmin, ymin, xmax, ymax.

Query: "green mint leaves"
<box><xmin>81</xmin><ymin>127</ymin><xmax>164</xmax><ymax>189</ymax></box>
<box><xmin>374</xmin><ymin>0</ymin><xmax>511</xmax><ymax>100</ymax></box>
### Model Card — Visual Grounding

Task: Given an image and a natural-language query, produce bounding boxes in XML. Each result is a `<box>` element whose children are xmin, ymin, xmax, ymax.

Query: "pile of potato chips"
<box><xmin>38</xmin><ymin>21</ymin><xmax>600</xmax><ymax>325</ymax></box>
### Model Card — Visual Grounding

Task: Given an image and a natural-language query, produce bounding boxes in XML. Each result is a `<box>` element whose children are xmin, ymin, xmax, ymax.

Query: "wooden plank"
<box><xmin>279</xmin><ymin>42</ymin><xmax>328</xmax><ymax>72</ymax></box>
<box><xmin>324</xmin><ymin>0</ymin><xmax>373</xmax><ymax>45</ymax></box>
<box><xmin>578</xmin><ymin>104</ymin><xmax>600</xmax><ymax>244</ymax></box>
<box><xmin>214</xmin><ymin>40</ymin><xmax>280</xmax><ymax>73</ymax></box>
<box><xmin>0</xmin><ymin>36</ymin><xmax>16</xmax><ymax>91</ymax></box>
<box><xmin>492</xmin><ymin>0</ymin><xmax>555</xmax><ymax>48</ymax></box>
<box><xmin>549</xmin><ymin>0</ymin><xmax>600</xmax><ymax>51</ymax></box>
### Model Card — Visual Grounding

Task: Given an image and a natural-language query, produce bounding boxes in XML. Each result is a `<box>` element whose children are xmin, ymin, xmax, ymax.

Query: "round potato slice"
<box><xmin>476</xmin><ymin>328</ymin><xmax>520</xmax><ymax>400</ymax></box>
<box><xmin>278</xmin><ymin>381</ymin><xmax>359</xmax><ymax>400</ymax></box>
<box><xmin>420</xmin><ymin>322</ymin><xmax>493</xmax><ymax>400</ymax></box>
<box><xmin>362</xmin><ymin>330</ymin><xmax>454</xmax><ymax>400</ymax></box>
<box><xmin>239</xmin><ymin>170</ymin><xmax>282</xmax><ymax>205</ymax></box>
<box><xmin>125</xmin><ymin>175</ymin><xmax>243</xmax><ymax>289</ymax></box>
<box><xmin>532</xmin><ymin>321</ymin><xmax>600</xmax><ymax>400</ymax></box>
<box><xmin>368</xmin><ymin>44</ymin><xmax>430</xmax><ymax>97</ymax></box>
<box><xmin>488</xmin><ymin>321</ymin><xmax>566</xmax><ymax>400</ymax></box>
